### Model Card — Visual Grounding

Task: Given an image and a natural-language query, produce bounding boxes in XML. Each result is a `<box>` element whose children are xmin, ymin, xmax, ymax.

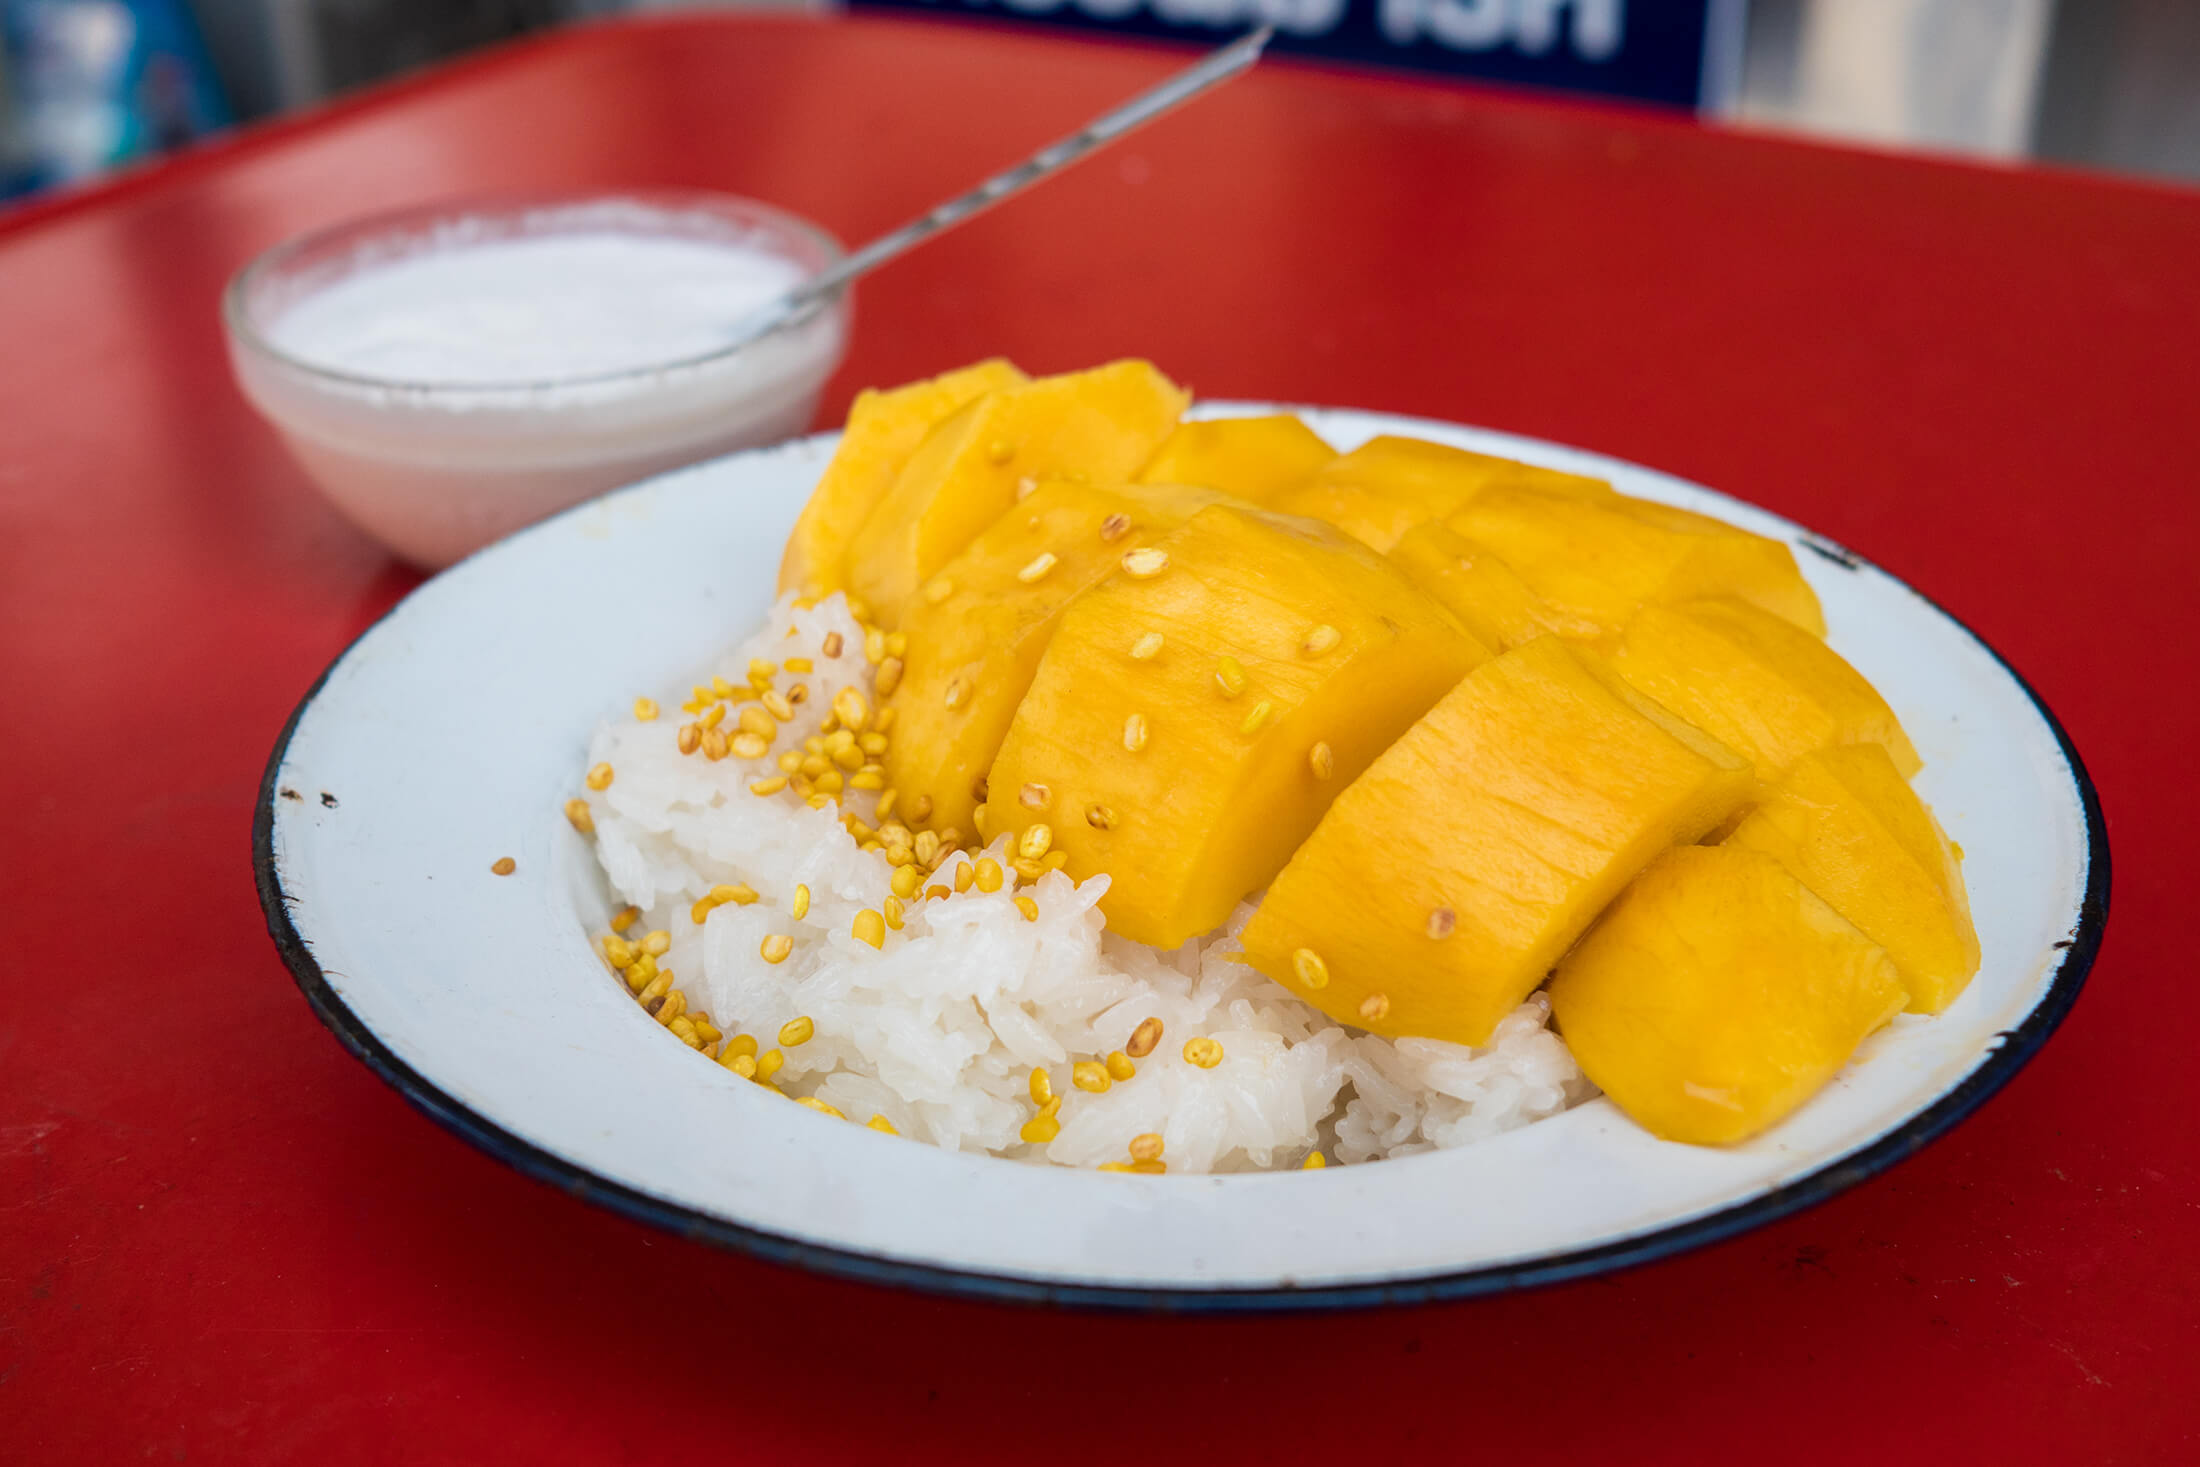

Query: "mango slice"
<box><xmin>1610</xmin><ymin>598</ymin><xmax>1919</xmax><ymax>781</ymax></box>
<box><xmin>985</xmin><ymin>502</ymin><xmax>1488</xmax><ymax>949</ymax></box>
<box><xmin>777</xmin><ymin>358</ymin><xmax>1026</xmax><ymax>600</ymax></box>
<box><xmin>1389</xmin><ymin>521</ymin><xmax>1604</xmax><ymax>651</ymax></box>
<box><xmin>1135</xmin><ymin>414</ymin><xmax>1335</xmax><ymax>502</ymax></box>
<box><xmin>1242</xmin><ymin>637</ymin><xmax>1754</xmax><ymax>1046</ymax></box>
<box><xmin>883</xmin><ymin>481</ymin><xmax>1218</xmax><ymax>835</ymax></box>
<box><xmin>842</xmin><ymin>360</ymin><xmax>1190</xmax><ymax>626</ymax></box>
<box><xmin>1724</xmin><ymin>744</ymin><xmax>1977</xmax><ymax>1013</ymax></box>
<box><xmin>1548</xmin><ymin>845</ymin><xmax>1907</xmax><ymax>1145</ymax></box>
<box><xmin>1269</xmin><ymin>435</ymin><xmax>1612</xmax><ymax>553</ymax></box>
<box><xmin>1445</xmin><ymin>489</ymin><xmax>1826</xmax><ymax>637</ymax></box>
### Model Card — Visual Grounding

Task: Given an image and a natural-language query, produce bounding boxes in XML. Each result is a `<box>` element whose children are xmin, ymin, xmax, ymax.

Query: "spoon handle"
<box><xmin>732</xmin><ymin>26</ymin><xmax>1275</xmax><ymax>349</ymax></box>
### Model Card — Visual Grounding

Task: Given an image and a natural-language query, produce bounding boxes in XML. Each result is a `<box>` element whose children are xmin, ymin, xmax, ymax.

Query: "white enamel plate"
<box><xmin>255</xmin><ymin>407</ymin><xmax>2107</xmax><ymax>1309</ymax></box>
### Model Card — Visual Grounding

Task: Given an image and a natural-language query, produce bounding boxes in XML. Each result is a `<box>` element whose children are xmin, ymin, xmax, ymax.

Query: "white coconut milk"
<box><xmin>229</xmin><ymin>204</ymin><xmax>848</xmax><ymax>569</ymax></box>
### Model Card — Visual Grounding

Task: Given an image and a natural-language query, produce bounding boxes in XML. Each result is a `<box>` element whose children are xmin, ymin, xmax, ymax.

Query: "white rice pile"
<box><xmin>574</xmin><ymin>593</ymin><xmax>1593</xmax><ymax>1172</ymax></box>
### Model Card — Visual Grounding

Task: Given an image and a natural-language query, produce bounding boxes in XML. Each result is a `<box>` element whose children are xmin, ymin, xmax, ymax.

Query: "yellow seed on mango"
<box><xmin>1292</xmin><ymin>947</ymin><xmax>1330</xmax><ymax>990</ymax></box>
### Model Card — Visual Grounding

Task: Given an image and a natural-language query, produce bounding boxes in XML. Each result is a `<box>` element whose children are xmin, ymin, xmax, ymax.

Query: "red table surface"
<box><xmin>3</xmin><ymin>13</ymin><xmax>2194</xmax><ymax>1463</ymax></box>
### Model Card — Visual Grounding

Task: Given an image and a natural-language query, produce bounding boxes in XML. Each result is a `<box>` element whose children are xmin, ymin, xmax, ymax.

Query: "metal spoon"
<box><xmin>727</xmin><ymin>25</ymin><xmax>1276</xmax><ymax>351</ymax></box>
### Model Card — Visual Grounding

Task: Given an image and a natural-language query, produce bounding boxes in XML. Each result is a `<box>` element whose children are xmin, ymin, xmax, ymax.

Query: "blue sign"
<box><xmin>851</xmin><ymin>0</ymin><xmax>1741</xmax><ymax>110</ymax></box>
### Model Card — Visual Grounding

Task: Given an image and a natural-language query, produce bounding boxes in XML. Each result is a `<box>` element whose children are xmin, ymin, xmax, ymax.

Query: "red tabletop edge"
<box><xmin>2</xmin><ymin>14</ymin><xmax>2194</xmax><ymax>1465</ymax></box>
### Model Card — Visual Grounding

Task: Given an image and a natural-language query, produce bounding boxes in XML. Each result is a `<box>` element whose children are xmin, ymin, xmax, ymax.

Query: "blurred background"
<box><xmin>4</xmin><ymin>0</ymin><xmax>2195</xmax><ymax>204</ymax></box>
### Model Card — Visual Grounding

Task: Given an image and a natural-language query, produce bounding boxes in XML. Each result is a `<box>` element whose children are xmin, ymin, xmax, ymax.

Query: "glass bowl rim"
<box><xmin>221</xmin><ymin>188</ymin><xmax>849</xmax><ymax>397</ymax></box>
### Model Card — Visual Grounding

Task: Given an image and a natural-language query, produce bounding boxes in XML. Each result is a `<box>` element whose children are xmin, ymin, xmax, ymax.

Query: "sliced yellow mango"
<box><xmin>1610</xmin><ymin>598</ymin><xmax>1919</xmax><ymax>781</ymax></box>
<box><xmin>1445</xmin><ymin>489</ymin><xmax>1826</xmax><ymax>637</ymax></box>
<box><xmin>842</xmin><ymin>360</ymin><xmax>1190</xmax><ymax>626</ymax></box>
<box><xmin>1724</xmin><ymin>743</ymin><xmax>1977</xmax><ymax>1013</ymax></box>
<box><xmin>883</xmin><ymin>481</ymin><xmax>1218</xmax><ymax>835</ymax></box>
<box><xmin>1242</xmin><ymin>637</ymin><xmax>1753</xmax><ymax>1046</ymax></box>
<box><xmin>1135</xmin><ymin>414</ymin><xmax>1334</xmax><ymax>502</ymax></box>
<box><xmin>777</xmin><ymin>358</ymin><xmax>1026</xmax><ymax>600</ymax></box>
<box><xmin>1269</xmin><ymin>435</ymin><xmax>1612</xmax><ymax>553</ymax></box>
<box><xmin>1388</xmin><ymin>521</ymin><xmax>1604</xmax><ymax>651</ymax></box>
<box><xmin>985</xmin><ymin>502</ymin><xmax>1488</xmax><ymax>949</ymax></box>
<box><xmin>1548</xmin><ymin>844</ymin><xmax>1907</xmax><ymax>1145</ymax></box>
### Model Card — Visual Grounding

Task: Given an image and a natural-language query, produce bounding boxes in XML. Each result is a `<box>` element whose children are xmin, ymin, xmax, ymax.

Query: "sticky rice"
<box><xmin>574</xmin><ymin>593</ymin><xmax>1593</xmax><ymax>1172</ymax></box>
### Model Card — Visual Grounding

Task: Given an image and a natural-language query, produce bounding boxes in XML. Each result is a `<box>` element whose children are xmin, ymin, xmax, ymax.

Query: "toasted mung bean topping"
<box><xmin>1086</xmin><ymin>804</ymin><xmax>1116</xmax><ymax>830</ymax></box>
<box><xmin>1029</xmin><ymin>1067</ymin><xmax>1053</xmax><ymax>1105</ymax></box>
<box><xmin>610</xmin><ymin>905</ymin><xmax>640</xmax><ymax>933</ymax></box>
<box><xmin>1426</xmin><ymin>906</ymin><xmax>1457</xmax><ymax>939</ymax></box>
<box><xmin>1302</xmin><ymin>1151</ymin><xmax>1326</xmax><ymax>1170</ymax></box>
<box><xmin>564</xmin><ymin>798</ymin><xmax>595</xmax><ymax>834</ymax></box>
<box><xmin>822</xmin><ymin>631</ymin><xmax>844</xmax><ymax>658</ymax></box>
<box><xmin>1105</xmin><ymin>1050</ymin><xmax>1136</xmax><ymax>1081</ymax></box>
<box><xmin>491</xmin><ymin>857</ymin><xmax>516</xmax><ymax>876</ymax></box>
<box><xmin>760</xmin><ymin>934</ymin><xmax>794</xmax><ymax>964</ymax></box>
<box><xmin>790</xmin><ymin>884</ymin><xmax>811</xmax><ymax>921</ymax></box>
<box><xmin>1121</xmin><ymin>547</ymin><xmax>1168</xmax><ymax>578</ymax></box>
<box><xmin>1099</xmin><ymin>512</ymin><xmax>1132</xmax><ymax>542</ymax></box>
<box><xmin>1293</xmin><ymin>947</ymin><xmax>1330</xmax><ymax>990</ymax></box>
<box><xmin>852</xmin><ymin>909</ymin><xmax>886</xmax><ymax>948</ymax></box>
<box><xmin>1017</xmin><ymin>823</ymin><xmax>1053</xmax><ymax>860</ymax></box>
<box><xmin>1126</xmin><ymin>1016</ymin><xmax>1164</xmax><ymax>1058</ymax></box>
<box><xmin>1183</xmin><ymin>1037</ymin><xmax>1224</xmax><ymax>1069</ymax></box>
<box><xmin>1019</xmin><ymin>782</ymin><xmax>1051</xmax><ymax>810</ymax></box>
<box><xmin>779</xmin><ymin>1015</ymin><xmax>815</xmax><ymax>1046</ymax></box>
<box><xmin>1072</xmin><ymin>1061</ymin><xmax>1111</xmax><ymax>1093</ymax></box>
<box><xmin>1359</xmin><ymin>993</ymin><xmax>1392</xmax><ymax>1023</ymax></box>
<box><xmin>974</xmin><ymin>858</ymin><xmax>1004</xmax><ymax>893</ymax></box>
<box><xmin>867</xmin><ymin>1114</ymin><xmax>898</xmax><ymax>1134</ymax></box>
<box><xmin>1014</xmin><ymin>895</ymin><xmax>1040</xmax><ymax>922</ymax></box>
<box><xmin>1128</xmin><ymin>1132</ymin><xmax>1164</xmax><ymax>1162</ymax></box>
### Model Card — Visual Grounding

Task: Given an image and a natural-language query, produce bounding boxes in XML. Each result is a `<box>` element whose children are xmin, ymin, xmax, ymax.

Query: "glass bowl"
<box><xmin>224</xmin><ymin>191</ymin><xmax>850</xmax><ymax>569</ymax></box>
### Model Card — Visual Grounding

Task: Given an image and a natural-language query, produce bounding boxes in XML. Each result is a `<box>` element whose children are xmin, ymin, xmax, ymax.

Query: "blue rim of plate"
<box><xmin>251</xmin><ymin>449</ymin><xmax>2110</xmax><ymax>1314</ymax></box>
